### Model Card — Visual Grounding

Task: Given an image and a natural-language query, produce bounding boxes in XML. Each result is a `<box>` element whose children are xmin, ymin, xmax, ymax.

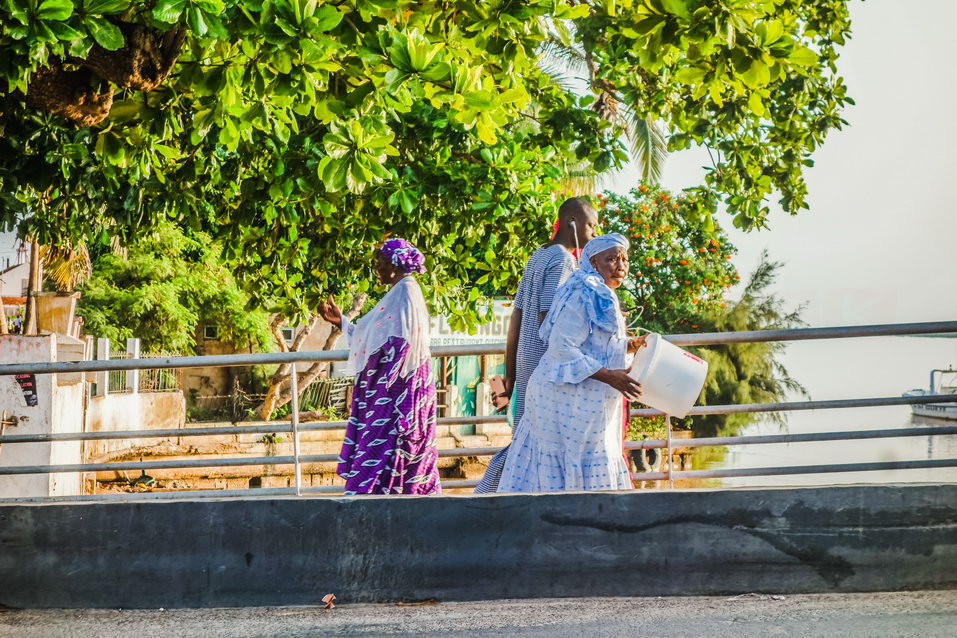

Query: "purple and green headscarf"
<box><xmin>380</xmin><ymin>238</ymin><xmax>426</xmax><ymax>274</ymax></box>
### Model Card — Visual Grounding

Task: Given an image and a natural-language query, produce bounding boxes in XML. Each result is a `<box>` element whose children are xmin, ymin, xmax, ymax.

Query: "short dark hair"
<box><xmin>557</xmin><ymin>197</ymin><xmax>593</xmax><ymax>220</ymax></box>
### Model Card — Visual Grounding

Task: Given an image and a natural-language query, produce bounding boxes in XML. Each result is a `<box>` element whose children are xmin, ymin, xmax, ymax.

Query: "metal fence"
<box><xmin>105</xmin><ymin>352</ymin><xmax>183</xmax><ymax>394</ymax></box>
<box><xmin>139</xmin><ymin>352</ymin><xmax>183</xmax><ymax>392</ymax></box>
<box><xmin>106</xmin><ymin>352</ymin><xmax>130</xmax><ymax>393</ymax></box>
<box><xmin>2</xmin><ymin>320</ymin><xmax>957</xmax><ymax>501</ymax></box>
<box><xmin>298</xmin><ymin>376</ymin><xmax>351</xmax><ymax>415</ymax></box>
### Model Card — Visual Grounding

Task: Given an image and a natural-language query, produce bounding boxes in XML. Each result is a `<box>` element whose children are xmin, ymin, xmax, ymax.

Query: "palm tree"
<box><xmin>39</xmin><ymin>242</ymin><xmax>92</xmax><ymax>292</ymax></box>
<box><xmin>537</xmin><ymin>34</ymin><xmax>670</xmax><ymax>186</ymax></box>
<box><xmin>19</xmin><ymin>240</ymin><xmax>91</xmax><ymax>335</ymax></box>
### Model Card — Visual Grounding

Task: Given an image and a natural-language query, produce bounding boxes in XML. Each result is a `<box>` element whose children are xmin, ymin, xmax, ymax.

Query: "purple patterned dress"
<box><xmin>336</xmin><ymin>335</ymin><xmax>441</xmax><ymax>495</ymax></box>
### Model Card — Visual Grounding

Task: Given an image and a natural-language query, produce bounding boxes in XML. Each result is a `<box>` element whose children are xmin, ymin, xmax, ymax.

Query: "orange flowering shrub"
<box><xmin>599</xmin><ymin>184</ymin><xmax>737</xmax><ymax>334</ymax></box>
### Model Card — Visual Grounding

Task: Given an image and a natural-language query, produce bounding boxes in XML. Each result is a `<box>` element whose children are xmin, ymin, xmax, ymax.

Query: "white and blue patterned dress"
<box><xmin>474</xmin><ymin>244</ymin><xmax>576</xmax><ymax>493</ymax></box>
<box><xmin>497</xmin><ymin>236</ymin><xmax>634</xmax><ymax>493</ymax></box>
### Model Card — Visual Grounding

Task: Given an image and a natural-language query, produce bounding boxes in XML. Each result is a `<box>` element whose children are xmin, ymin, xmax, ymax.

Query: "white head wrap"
<box><xmin>540</xmin><ymin>233</ymin><xmax>630</xmax><ymax>342</ymax></box>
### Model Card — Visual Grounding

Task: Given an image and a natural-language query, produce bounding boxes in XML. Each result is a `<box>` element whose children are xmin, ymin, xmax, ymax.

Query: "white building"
<box><xmin>0</xmin><ymin>260</ymin><xmax>29</xmax><ymax>298</ymax></box>
<box><xmin>0</xmin><ymin>243</ymin><xmax>29</xmax><ymax>324</ymax></box>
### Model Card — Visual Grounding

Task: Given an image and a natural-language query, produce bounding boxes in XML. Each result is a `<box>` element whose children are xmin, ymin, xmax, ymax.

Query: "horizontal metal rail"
<box><xmin>0</xmin><ymin>449</ymin><xmax>510</xmax><ymax>475</ymax></box>
<box><xmin>2</xmin><ymin>394</ymin><xmax>955</xmax><ymax>445</ymax></box>
<box><xmin>0</xmin><ymin>415</ymin><xmax>510</xmax><ymax>444</ymax></box>
<box><xmin>0</xmin><ymin>343</ymin><xmax>500</xmax><ymax>376</ymax></box>
<box><xmin>670</xmin><ymin>458</ymin><xmax>957</xmax><ymax>480</ymax></box>
<box><xmin>0</xmin><ymin>455</ymin><xmax>320</xmax><ymax>476</ymax></box>
<box><xmin>5</xmin><ymin>421</ymin><xmax>957</xmax><ymax>476</ymax></box>
<box><xmin>1</xmin><ymin>320</ymin><xmax>955</xmax><ymax>377</ymax></box>
<box><xmin>610</xmin><ymin>459</ymin><xmax>957</xmax><ymax>482</ymax></box>
<box><xmin>5</xmin><ymin>456</ymin><xmax>957</xmax><ymax>502</ymax></box>
<box><xmin>0</xmin><ymin>422</ymin><xmax>346</xmax><ymax>444</ymax></box>
<box><xmin>654</xmin><ymin>424</ymin><xmax>957</xmax><ymax>449</ymax></box>
<box><xmin>630</xmin><ymin>393</ymin><xmax>957</xmax><ymax>418</ymax></box>
<box><xmin>624</xmin><ymin>424</ymin><xmax>957</xmax><ymax>451</ymax></box>
<box><xmin>664</xmin><ymin>320</ymin><xmax>957</xmax><ymax>346</ymax></box>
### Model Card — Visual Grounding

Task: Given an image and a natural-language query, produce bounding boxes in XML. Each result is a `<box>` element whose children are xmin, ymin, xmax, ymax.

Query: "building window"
<box><xmin>204</xmin><ymin>325</ymin><xmax>220</xmax><ymax>340</ymax></box>
<box><xmin>281</xmin><ymin>327</ymin><xmax>294</xmax><ymax>343</ymax></box>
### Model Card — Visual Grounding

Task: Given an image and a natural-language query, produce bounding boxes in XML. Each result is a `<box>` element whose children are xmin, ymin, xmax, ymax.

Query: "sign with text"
<box><xmin>430</xmin><ymin>300</ymin><xmax>512</xmax><ymax>347</ymax></box>
<box><xmin>14</xmin><ymin>373</ymin><xmax>38</xmax><ymax>407</ymax></box>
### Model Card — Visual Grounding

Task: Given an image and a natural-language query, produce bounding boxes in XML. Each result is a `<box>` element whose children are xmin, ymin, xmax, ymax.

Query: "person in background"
<box><xmin>496</xmin><ymin>233</ymin><xmax>646</xmax><ymax>493</ymax></box>
<box><xmin>318</xmin><ymin>238</ymin><xmax>441</xmax><ymax>495</ymax></box>
<box><xmin>475</xmin><ymin>197</ymin><xmax>599</xmax><ymax>493</ymax></box>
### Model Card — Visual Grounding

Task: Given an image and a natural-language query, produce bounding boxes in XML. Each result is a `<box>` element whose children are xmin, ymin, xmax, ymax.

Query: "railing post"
<box><xmin>666</xmin><ymin>414</ymin><xmax>673</xmax><ymax>489</ymax></box>
<box><xmin>94</xmin><ymin>338</ymin><xmax>109</xmax><ymax>397</ymax></box>
<box><xmin>290</xmin><ymin>365</ymin><xmax>302</xmax><ymax>496</ymax></box>
<box><xmin>125</xmin><ymin>338</ymin><xmax>140</xmax><ymax>394</ymax></box>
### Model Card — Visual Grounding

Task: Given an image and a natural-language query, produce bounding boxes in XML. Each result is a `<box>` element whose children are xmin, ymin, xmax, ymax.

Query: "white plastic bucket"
<box><xmin>628</xmin><ymin>333</ymin><xmax>708</xmax><ymax>418</ymax></box>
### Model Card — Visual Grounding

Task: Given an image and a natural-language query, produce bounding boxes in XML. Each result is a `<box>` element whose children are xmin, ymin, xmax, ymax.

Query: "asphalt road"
<box><xmin>2</xmin><ymin>590</ymin><xmax>956</xmax><ymax>637</ymax></box>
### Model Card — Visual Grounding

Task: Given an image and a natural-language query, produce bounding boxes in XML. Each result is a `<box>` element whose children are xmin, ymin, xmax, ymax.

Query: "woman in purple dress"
<box><xmin>318</xmin><ymin>239</ymin><xmax>441</xmax><ymax>495</ymax></box>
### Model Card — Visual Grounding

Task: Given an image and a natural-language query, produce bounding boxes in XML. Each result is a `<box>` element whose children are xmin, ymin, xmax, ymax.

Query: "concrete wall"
<box><xmin>1</xmin><ymin>484</ymin><xmax>955</xmax><ymax>608</ymax></box>
<box><xmin>48</xmin><ymin>375</ymin><xmax>83</xmax><ymax>497</ymax></box>
<box><xmin>87</xmin><ymin>392</ymin><xmax>186</xmax><ymax>459</ymax></box>
<box><xmin>0</xmin><ymin>335</ymin><xmax>83</xmax><ymax>498</ymax></box>
<box><xmin>34</xmin><ymin>292</ymin><xmax>80</xmax><ymax>337</ymax></box>
<box><xmin>187</xmin><ymin>328</ymin><xmax>245</xmax><ymax>399</ymax></box>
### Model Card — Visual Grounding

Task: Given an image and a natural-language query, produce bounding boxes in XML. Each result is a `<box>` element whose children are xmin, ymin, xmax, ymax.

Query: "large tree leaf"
<box><xmin>85</xmin><ymin>16</ymin><xmax>124</xmax><ymax>50</ymax></box>
<box><xmin>152</xmin><ymin>0</ymin><xmax>186</xmax><ymax>23</ymax></box>
<box><xmin>85</xmin><ymin>0</ymin><xmax>131</xmax><ymax>14</ymax></box>
<box><xmin>36</xmin><ymin>0</ymin><xmax>74</xmax><ymax>20</ymax></box>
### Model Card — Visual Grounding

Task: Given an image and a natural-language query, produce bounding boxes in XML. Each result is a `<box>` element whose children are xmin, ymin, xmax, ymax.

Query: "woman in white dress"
<box><xmin>496</xmin><ymin>233</ymin><xmax>646</xmax><ymax>492</ymax></box>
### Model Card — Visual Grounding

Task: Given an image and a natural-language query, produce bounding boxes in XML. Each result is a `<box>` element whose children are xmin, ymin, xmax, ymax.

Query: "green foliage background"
<box><xmin>1</xmin><ymin>0</ymin><xmax>853</xmax><ymax>329</ymax></box>
<box><xmin>76</xmin><ymin>223</ymin><xmax>273</xmax><ymax>353</ymax></box>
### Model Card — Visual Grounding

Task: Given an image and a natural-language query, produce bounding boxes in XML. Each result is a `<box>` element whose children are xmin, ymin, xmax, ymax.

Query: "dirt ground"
<box><xmin>2</xmin><ymin>590</ymin><xmax>956</xmax><ymax>637</ymax></box>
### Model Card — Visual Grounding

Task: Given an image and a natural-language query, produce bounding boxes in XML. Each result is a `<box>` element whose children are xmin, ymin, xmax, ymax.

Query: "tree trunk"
<box><xmin>258</xmin><ymin>324</ymin><xmax>342</xmax><ymax>418</ymax></box>
<box><xmin>24</xmin><ymin>63</ymin><xmax>113</xmax><ymax>127</ymax></box>
<box><xmin>22</xmin><ymin>24</ymin><xmax>183</xmax><ymax>125</ymax></box>
<box><xmin>81</xmin><ymin>24</ymin><xmax>185</xmax><ymax>92</ymax></box>
<box><xmin>257</xmin><ymin>294</ymin><xmax>366</xmax><ymax>420</ymax></box>
<box><xmin>257</xmin><ymin>315</ymin><xmax>291</xmax><ymax>419</ymax></box>
<box><xmin>23</xmin><ymin>242</ymin><xmax>41</xmax><ymax>336</ymax></box>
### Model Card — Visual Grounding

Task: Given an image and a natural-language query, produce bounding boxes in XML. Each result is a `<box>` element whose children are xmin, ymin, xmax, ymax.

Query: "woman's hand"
<box><xmin>627</xmin><ymin>334</ymin><xmax>648</xmax><ymax>354</ymax></box>
<box><xmin>592</xmin><ymin>368</ymin><xmax>642</xmax><ymax>401</ymax></box>
<box><xmin>317</xmin><ymin>294</ymin><xmax>343</xmax><ymax>328</ymax></box>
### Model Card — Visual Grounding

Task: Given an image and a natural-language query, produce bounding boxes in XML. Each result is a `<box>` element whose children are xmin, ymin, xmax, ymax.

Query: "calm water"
<box><xmin>700</xmin><ymin>336</ymin><xmax>957</xmax><ymax>487</ymax></box>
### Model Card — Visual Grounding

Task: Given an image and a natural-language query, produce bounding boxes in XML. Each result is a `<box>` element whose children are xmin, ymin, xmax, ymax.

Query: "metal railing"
<box><xmin>1</xmin><ymin>320</ymin><xmax>956</xmax><ymax>501</ymax></box>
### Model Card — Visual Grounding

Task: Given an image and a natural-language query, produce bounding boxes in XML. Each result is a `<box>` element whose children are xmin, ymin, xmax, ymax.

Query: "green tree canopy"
<box><xmin>77</xmin><ymin>222</ymin><xmax>273</xmax><ymax>352</ymax></box>
<box><xmin>1</xmin><ymin>0</ymin><xmax>852</xmax><ymax>326</ymax></box>
<box><xmin>578</xmin><ymin>0</ymin><xmax>852</xmax><ymax>229</ymax></box>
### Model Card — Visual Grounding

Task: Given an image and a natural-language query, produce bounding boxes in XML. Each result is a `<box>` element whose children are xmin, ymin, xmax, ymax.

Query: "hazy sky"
<box><xmin>612</xmin><ymin>0</ymin><xmax>957</xmax><ymax>327</ymax></box>
<box><xmin>4</xmin><ymin>1</ymin><xmax>954</xmax><ymax>329</ymax></box>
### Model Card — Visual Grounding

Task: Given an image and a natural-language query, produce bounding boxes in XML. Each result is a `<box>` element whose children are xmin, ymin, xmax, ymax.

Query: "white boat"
<box><xmin>904</xmin><ymin>367</ymin><xmax>957</xmax><ymax>420</ymax></box>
